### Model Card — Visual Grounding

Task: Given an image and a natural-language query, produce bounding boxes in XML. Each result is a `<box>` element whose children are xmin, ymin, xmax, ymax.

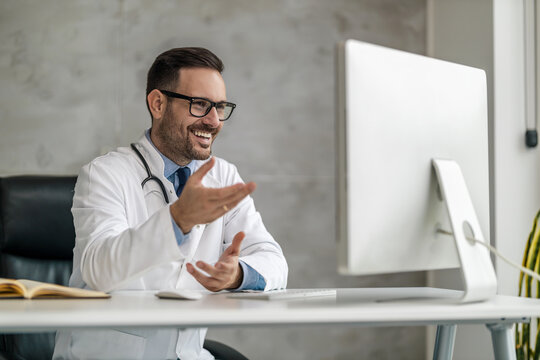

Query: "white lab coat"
<box><xmin>53</xmin><ymin>134</ymin><xmax>288</xmax><ymax>359</ymax></box>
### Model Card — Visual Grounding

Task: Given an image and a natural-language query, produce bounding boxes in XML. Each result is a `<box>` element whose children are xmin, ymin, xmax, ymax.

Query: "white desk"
<box><xmin>1</xmin><ymin>287</ymin><xmax>539</xmax><ymax>360</ymax></box>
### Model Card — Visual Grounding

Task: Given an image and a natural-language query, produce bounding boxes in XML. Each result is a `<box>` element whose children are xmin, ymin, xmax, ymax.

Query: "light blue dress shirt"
<box><xmin>145</xmin><ymin>130</ymin><xmax>265</xmax><ymax>290</ymax></box>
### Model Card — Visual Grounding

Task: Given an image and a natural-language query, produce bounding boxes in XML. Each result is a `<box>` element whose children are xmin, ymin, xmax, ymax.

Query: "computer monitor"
<box><xmin>336</xmin><ymin>40</ymin><xmax>497</xmax><ymax>302</ymax></box>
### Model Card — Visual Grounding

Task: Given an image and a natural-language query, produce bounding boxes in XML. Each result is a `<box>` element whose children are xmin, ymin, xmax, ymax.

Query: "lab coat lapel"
<box><xmin>201</xmin><ymin>170</ymin><xmax>221</xmax><ymax>189</ymax></box>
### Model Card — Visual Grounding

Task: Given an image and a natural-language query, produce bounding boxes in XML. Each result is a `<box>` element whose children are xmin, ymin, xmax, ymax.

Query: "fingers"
<box><xmin>186</xmin><ymin>231</ymin><xmax>246</xmax><ymax>292</ymax></box>
<box><xmin>172</xmin><ymin>157</ymin><xmax>256</xmax><ymax>230</ymax></box>
<box><xmin>186</xmin><ymin>263</ymin><xmax>222</xmax><ymax>292</ymax></box>
<box><xmin>200</xmin><ymin>182</ymin><xmax>255</xmax><ymax>219</ymax></box>
<box><xmin>246</xmin><ymin>181</ymin><xmax>256</xmax><ymax>192</ymax></box>
<box><xmin>207</xmin><ymin>183</ymin><xmax>257</xmax><ymax>217</ymax></box>
<box><xmin>186</xmin><ymin>261</ymin><xmax>236</xmax><ymax>292</ymax></box>
<box><xmin>207</xmin><ymin>181</ymin><xmax>256</xmax><ymax>202</ymax></box>
<box><xmin>224</xmin><ymin>232</ymin><xmax>245</xmax><ymax>257</ymax></box>
<box><xmin>221</xmin><ymin>182</ymin><xmax>257</xmax><ymax>204</ymax></box>
<box><xmin>192</xmin><ymin>261</ymin><xmax>226</xmax><ymax>279</ymax></box>
<box><xmin>190</xmin><ymin>157</ymin><xmax>215</xmax><ymax>182</ymax></box>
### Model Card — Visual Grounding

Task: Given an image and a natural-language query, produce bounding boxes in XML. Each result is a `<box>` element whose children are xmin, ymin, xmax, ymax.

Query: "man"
<box><xmin>53</xmin><ymin>47</ymin><xmax>288</xmax><ymax>359</ymax></box>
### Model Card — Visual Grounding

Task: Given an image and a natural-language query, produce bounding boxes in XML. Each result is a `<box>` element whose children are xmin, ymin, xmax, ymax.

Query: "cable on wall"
<box><xmin>525</xmin><ymin>0</ymin><xmax>538</xmax><ymax>148</ymax></box>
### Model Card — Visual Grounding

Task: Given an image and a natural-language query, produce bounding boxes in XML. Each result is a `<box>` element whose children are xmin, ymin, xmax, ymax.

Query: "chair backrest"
<box><xmin>0</xmin><ymin>175</ymin><xmax>249</xmax><ymax>360</ymax></box>
<box><xmin>0</xmin><ymin>175</ymin><xmax>77</xmax><ymax>360</ymax></box>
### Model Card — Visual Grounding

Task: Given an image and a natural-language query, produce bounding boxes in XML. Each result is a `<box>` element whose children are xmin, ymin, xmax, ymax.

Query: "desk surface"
<box><xmin>1</xmin><ymin>288</ymin><xmax>540</xmax><ymax>332</ymax></box>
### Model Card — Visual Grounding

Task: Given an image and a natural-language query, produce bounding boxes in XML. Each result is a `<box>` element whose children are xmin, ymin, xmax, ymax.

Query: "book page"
<box><xmin>17</xmin><ymin>280</ymin><xmax>110</xmax><ymax>299</ymax></box>
<box><xmin>0</xmin><ymin>278</ymin><xmax>25</xmax><ymax>298</ymax></box>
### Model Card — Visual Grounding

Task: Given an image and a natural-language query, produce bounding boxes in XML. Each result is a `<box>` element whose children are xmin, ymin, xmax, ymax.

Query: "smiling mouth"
<box><xmin>192</xmin><ymin>129</ymin><xmax>212</xmax><ymax>139</ymax></box>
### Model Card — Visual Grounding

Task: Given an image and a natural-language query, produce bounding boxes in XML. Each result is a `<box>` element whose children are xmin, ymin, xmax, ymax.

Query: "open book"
<box><xmin>0</xmin><ymin>278</ymin><xmax>110</xmax><ymax>299</ymax></box>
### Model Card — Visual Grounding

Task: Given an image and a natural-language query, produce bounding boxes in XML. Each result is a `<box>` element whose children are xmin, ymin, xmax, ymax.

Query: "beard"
<box><xmin>153</xmin><ymin>104</ymin><xmax>218</xmax><ymax>165</ymax></box>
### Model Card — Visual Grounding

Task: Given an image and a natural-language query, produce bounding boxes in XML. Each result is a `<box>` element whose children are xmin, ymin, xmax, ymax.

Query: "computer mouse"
<box><xmin>155</xmin><ymin>289</ymin><xmax>203</xmax><ymax>300</ymax></box>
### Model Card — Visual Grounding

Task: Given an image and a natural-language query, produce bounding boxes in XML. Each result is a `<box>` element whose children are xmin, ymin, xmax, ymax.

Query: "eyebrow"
<box><xmin>180</xmin><ymin>93</ymin><xmax>227</xmax><ymax>103</ymax></box>
<box><xmin>197</xmin><ymin>96</ymin><xmax>228</xmax><ymax>103</ymax></box>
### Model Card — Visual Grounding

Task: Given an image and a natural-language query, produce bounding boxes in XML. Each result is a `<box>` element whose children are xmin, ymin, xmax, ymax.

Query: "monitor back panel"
<box><xmin>336</xmin><ymin>40</ymin><xmax>489</xmax><ymax>275</ymax></box>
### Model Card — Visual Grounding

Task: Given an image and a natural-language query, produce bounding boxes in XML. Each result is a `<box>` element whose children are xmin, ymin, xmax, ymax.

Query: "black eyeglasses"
<box><xmin>159</xmin><ymin>90</ymin><xmax>236</xmax><ymax>121</ymax></box>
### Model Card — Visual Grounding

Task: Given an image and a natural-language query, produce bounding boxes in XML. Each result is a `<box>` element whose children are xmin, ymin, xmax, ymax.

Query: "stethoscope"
<box><xmin>130</xmin><ymin>143</ymin><xmax>170</xmax><ymax>204</ymax></box>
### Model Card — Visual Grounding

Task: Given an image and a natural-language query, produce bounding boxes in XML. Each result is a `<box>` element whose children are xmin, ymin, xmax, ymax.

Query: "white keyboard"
<box><xmin>227</xmin><ymin>289</ymin><xmax>336</xmax><ymax>301</ymax></box>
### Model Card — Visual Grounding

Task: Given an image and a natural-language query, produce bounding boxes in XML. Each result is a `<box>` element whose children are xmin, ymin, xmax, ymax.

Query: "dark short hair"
<box><xmin>145</xmin><ymin>47</ymin><xmax>224</xmax><ymax>117</ymax></box>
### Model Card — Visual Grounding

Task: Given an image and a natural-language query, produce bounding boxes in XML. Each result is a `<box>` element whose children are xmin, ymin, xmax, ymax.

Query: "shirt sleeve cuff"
<box><xmin>170</xmin><ymin>214</ymin><xmax>188</xmax><ymax>246</ymax></box>
<box><xmin>234</xmin><ymin>260</ymin><xmax>267</xmax><ymax>291</ymax></box>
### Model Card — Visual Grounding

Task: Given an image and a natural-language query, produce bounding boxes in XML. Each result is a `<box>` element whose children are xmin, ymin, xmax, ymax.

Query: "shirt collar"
<box><xmin>145</xmin><ymin>129</ymin><xmax>196</xmax><ymax>179</ymax></box>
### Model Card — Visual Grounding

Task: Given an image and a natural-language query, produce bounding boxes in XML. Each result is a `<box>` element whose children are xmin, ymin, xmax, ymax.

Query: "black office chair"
<box><xmin>0</xmin><ymin>175</ymin><xmax>248</xmax><ymax>360</ymax></box>
<box><xmin>0</xmin><ymin>176</ymin><xmax>76</xmax><ymax>360</ymax></box>
<box><xmin>203</xmin><ymin>339</ymin><xmax>249</xmax><ymax>360</ymax></box>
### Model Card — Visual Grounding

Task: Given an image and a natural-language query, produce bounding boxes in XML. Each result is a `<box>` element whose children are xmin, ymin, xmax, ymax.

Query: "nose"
<box><xmin>201</xmin><ymin>106</ymin><xmax>220</xmax><ymax>128</ymax></box>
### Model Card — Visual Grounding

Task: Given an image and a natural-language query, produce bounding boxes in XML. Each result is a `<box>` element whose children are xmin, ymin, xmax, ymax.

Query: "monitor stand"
<box><xmin>432</xmin><ymin>159</ymin><xmax>498</xmax><ymax>303</ymax></box>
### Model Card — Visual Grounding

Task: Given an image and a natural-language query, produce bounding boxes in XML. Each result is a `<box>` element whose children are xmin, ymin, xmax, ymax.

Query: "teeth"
<box><xmin>193</xmin><ymin>130</ymin><xmax>211</xmax><ymax>139</ymax></box>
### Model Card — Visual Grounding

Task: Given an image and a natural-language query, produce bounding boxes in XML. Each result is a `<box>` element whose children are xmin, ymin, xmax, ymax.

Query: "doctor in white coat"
<box><xmin>53</xmin><ymin>47</ymin><xmax>288</xmax><ymax>360</ymax></box>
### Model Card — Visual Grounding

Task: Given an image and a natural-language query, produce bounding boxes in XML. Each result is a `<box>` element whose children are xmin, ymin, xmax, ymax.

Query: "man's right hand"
<box><xmin>170</xmin><ymin>157</ymin><xmax>256</xmax><ymax>233</ymax></box>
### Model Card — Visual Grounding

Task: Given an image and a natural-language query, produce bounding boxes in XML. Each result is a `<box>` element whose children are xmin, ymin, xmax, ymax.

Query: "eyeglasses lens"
<box><xmin>216</xmin><ymin>104</ymin><xmax>233</xmax><ymax>120</ymax></box>
<box><xmin>190</xmin><ymin>100</ymin><xmax>211</xmax><ymax>117</ymax></box>
<box><xmin>190</xmin><ymin>100</ymin><xmax>233</xmax><ymax>120</ymax></box>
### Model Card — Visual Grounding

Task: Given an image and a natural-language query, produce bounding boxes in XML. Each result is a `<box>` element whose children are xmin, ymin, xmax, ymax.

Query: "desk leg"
<box><xmin>432</xmin><ymin>324</ymin><xmax>456</xmax><ymax>360</ymax></box>
<box><xmin>486</xmin><ymin>323</ymin><xmax>516</xmax><ymax>360</ymax></box>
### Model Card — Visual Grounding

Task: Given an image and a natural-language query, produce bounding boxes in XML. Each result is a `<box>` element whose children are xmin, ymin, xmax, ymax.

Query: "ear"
<box><xmin>147</xmin><ymin>89</ymin><xmax>167</xmax><ymax>122</ymax></box>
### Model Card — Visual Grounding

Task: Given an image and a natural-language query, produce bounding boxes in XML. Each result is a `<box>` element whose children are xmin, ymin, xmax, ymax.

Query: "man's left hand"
<box><xmin>186</xmin><ymin>231</ymin><xmax>245</xmax><ymax>292</ymax></box>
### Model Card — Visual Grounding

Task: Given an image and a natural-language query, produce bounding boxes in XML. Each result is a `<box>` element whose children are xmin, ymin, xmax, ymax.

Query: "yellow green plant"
<box><xmin>516</xmin><ymin>210</ymin><xmax>540</xmax><ymax>360</ymax></box>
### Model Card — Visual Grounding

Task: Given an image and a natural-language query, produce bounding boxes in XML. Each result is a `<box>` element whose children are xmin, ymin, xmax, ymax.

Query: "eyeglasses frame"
<box><xmin>158</xmin><ymin>89</ymin><xmax>236</xmax><ymax>121</ymax></box>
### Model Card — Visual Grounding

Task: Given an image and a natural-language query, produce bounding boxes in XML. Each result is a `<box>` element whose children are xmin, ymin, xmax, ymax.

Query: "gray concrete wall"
<box><xmin>0</xmin><ymin>1</ymin><xmax>426</xmax><ymax>358</ymax></box>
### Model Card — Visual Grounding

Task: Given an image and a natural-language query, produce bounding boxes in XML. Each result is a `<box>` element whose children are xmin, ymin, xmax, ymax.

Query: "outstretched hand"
<box><xmin>170</xmin><ymin>157</ymin><xmax>256</xmax><ymax>233</ymax></box>
<box><xmin>186</xmin><ymin>231</ymin><xmax>245</xmax><ymax>292</ymax></box>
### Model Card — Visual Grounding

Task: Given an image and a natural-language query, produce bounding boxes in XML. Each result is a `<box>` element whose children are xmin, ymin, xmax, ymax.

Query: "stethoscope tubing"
<box><xmin>130</xmin><ymin>143</ymin><xmax>170</xmax><ymax>204</ymax></box>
